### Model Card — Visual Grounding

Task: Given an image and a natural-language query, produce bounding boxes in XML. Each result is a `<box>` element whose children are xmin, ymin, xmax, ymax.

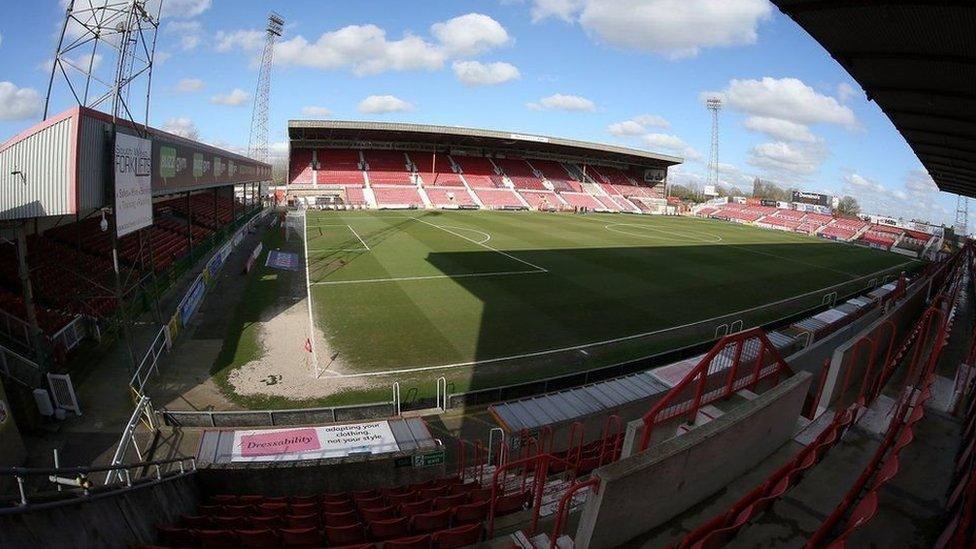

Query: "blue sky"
<box><xmin>0</xmin><ymin>0</ymin><xmax>958</xmax><ymax>225</ymax></box>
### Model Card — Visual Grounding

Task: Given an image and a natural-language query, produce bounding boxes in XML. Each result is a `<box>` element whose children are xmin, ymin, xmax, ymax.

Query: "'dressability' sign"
<box><xmin>230</xmin><ymin>422</ymin><xmax>400</xmax><ymax>463</ymax></box>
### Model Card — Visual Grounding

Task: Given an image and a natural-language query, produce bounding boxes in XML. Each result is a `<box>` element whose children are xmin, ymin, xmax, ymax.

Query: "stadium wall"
<box><xmin>574</xmin><ymin>371</ymin><xmax>811</xmax><ymax>549</ymax></box>
<box><xmin>0</xmin><ymin>473</ymin><xmax>198</xmax><ymax>549</ymax></box>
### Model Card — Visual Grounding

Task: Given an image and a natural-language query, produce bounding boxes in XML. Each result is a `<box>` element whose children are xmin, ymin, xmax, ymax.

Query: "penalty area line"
<box><xmin>412</xmin><ymin>217</ymin><xmax>549</xmax><ymax>273</ymax></box>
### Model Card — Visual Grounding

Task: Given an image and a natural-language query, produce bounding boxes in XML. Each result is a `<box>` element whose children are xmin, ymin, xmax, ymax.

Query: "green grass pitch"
<box><xmin>214</xmin><ymin>210</ymin><xmax>919</xmax><ymax>408</ymax></box>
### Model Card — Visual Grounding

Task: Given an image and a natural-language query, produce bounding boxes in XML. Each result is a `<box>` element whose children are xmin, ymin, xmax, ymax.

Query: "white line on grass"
<box><xmin>311</xmin><ymin>269</ymin><xmax>546</xmax><ymax>285</ymax></box>
<box><xmin>301</xmin><ymin>212</ymin><xmax>320</xmax><ymax>378</ymax></box>
<box><xmin>347</xmin><ymin>224</ymin><xmax>371</xmax><ymax>250</ymax></box>
<box><xmin>412</xmin><ymin>216</ymin><xmax>549</xmax><ymax>273</ymax></box>
<box><xmin>326</xmin><ymin>259</ymin><xmax>915</xmax><ymax>379</ymax></box>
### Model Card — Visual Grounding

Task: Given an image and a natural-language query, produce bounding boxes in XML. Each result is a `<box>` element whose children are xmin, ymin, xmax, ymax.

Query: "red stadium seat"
<box><xmin>368</xmin><ymin>516</ymin><xmax>411</xmax><ymax>541</ymax></box>
<box><xmin>384</xmin><ymin>534</ymin><xmax>432</xmax><ymax>549</ymax></box>
<box><xmin>325</xmin><ymin>523</ymin><xmax>366</xmax><ymax>546</ymax></box>
<box><xmin>285</xmin><ymin>513</ymin><xmax>320</xmax><ymax>529</ymax></box>
<box><xmin>279</xmin><ymin>526</ymin><xmax>323</xmax><ymax>548</ymax></box>
<box><xmin>180</xmin><ymin>514</ymin><xmax>211</xmax><ymax>529</ymax></box>
<box><xmin>257</xmin><ymin>502</ymin><xmax>289</xmax><ymax>517</ymax></box>
<box><xmin>197</xmin><ymin>529</ymin><xmax>238</xmax><ymax>549</ymax></box>
<box><xmin>387</xmin><ymin>490</ymin><xmax>419</xmax><ymax>507</ymax></box>
<box><xmin>361</xmin><ymin>505</ymin><xmax>396</xmax><ymax>522</ymax></box>
<box><xmin>236</xmin><ymin>528</ymin><xmax>279</xmax><ymax>548</ymax></box>
<box><xmin>324</xmin><ymin>500</ymin><xmax>355</xmax><ymax>514</ymax></box>
<box><xmin>248</xmin><ymin>515</ymin><xmax>283</xmax><ymax>530</ymax></box>
<box><xmin>433</xmin><ymin>493</ymin><xmax>468</xmax><ymax>510</ymax></box>
<box><xmin>239</xmin><ymin>495</ymin><xmax>265</xmax><ymax>505</ymax></box>
<box><xmin>432</xmin><ymin>522</ymin><xmax>483</xmax><ymax>549</ymax></box>
<box><xmin>356</xmin><ymin>495</ymin><xmax>387</xmax><ymax>511</ymax></box>
<box><xmin>290</xmin><ymin>495</ymin><xmax>320</xmax><ymax>506</ymax></box>
<box><xmin>323</xmin><ymin>492</ymin><xmax>351</xmax><ymax>503</ymax></box>
<box><xmin>289</xmin><ymin>502</ymin><xmax>319</xmax><ymax>516</ymax></box>
<box><xmin>324</xmin><ymin>510</ymin><xmax>361</xmax><ymax>527</ymax></box>
<box><xmin>492</xmin><ymin>491</ymin><xmax>530</xmax><ymax>517</ymax></box>
<box><xmin>452</xmin><ymin>500</ymin><xmax>488</xmax><ymax>525</ymax></box>
<box><xmin>400</xmin><ymin>499</ymin><xmax>434</xmax><ymax>518</ymax></box>
<box><xmin>212</xmin><ymin>516</ymin><xmax>249</xmax><ymax>530</ymax></box>
<box><xmin>212</xmin><ymin>494</ymin><xmax>237</xmax><ymax>505</ymax></box>
<box><xmin>411</xmin><ymin>509</ymin><xmax>451</xmax><ymax>534</ymax></box>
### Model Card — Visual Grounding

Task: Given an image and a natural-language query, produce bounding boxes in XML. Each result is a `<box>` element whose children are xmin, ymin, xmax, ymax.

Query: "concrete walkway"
<box><xmin>20</xmin><ymin>210</ymin><xmax>266</xmax><ymax>469</ymax></box>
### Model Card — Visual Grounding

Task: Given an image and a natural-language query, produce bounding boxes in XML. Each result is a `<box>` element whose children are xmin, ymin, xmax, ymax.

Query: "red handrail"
<box><xmin>837</xmin><ymin>335</ymin><xmax>876</xmax><ymax>407</ymax></box>
<box><xmin>638</xmin><ymin>327</ymin><xmax>793</xmax><ymax>452</ymax></box>
<box><xmin>550</xmin><ymin>477</ymin><xmax>600</xmax><ymax>549</ymax></box>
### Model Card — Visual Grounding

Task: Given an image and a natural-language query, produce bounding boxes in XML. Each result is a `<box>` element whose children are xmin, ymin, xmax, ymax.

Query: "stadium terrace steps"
<box><xmin>470</xmin><ymin>188</ymin><xmax>526</xmax><ymax>209</ymax></box>
<box><xmin>425</xmin><ymin>186</ymin><xmax>478</xmax><ymax>208</ymax></box>
<box><xmin>519</xmin><ymin>190</ymin><xmax>563</xmax><ymax>210</ymax></box>
<box><xmin>559</xmin><ymin>192</ymin><xmax>604</xmax><ymax>210</ymax></box>
<box><xmin>494</xmin><ymin>158</ymin><xmax>548</xmax><ymax>191</ymax></box>
<box><xmin>372</xmin><ymin>186</ymin><xmax>424</xmax><ymax>209</ymax></box>
<box><xmin>289</xmin><ymin>148</ymin><xmax>314</xmax><ymax>185</ymax></box>
<box><xmin>315</xmin><ymin>148</ymin><xmax>366</xmax><ymax>186</ymax></box>
<box><xmin>364</xmin><ymin>150</ymin><xmax>414</xmax><ymax>185</ymax></box>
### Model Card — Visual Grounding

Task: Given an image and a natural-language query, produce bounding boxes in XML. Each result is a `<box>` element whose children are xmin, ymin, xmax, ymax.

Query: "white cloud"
<box><xmin>155</xmin><ymin>51</ymin><xmax>172</xmax><ymax>64</ymax></box>
<box><xmin>431</xmin><ymin>13</ymin><xmax>511</xmax><ymax>56</ymax></box>
<box><xmin>0</xmin><ymin>82</ymin><xmax>42</xmax><ymax>121</ymax></box>
<box><xmin>162</xmin><ymin>117</ymin><xmax>199</xmax><ymax>140</ymax></box>
<box><xmin>531</xmin><ymin>0</ymin><xmax>771</xmax><ymax>59</ymax></box>
<box><xmin>358</xmin><ymin>95</ymin><xmax>414</xmax><ymax>114</ymax></box>
<box><xmin>174</xmin><ymin>78</ymin><xmax>204</xmax><ymax>93</ymax></box>
<box><xmin>210</xmin><ymin>88</ymin><xmax>249</xmax><ymax>106</ymax></box>
<box><xmin>705</xmin><ymin>77</ymin><xmax>858</xmax><ymax>128</ymax></box>
<box><xmin>452</xmin><ymin>60</ymin><xmax>520</xmax><ymax>86</ymax></box>
<box><xmin>276</xmin><ymin>25</ymin><xmax>445</xmax><ymax>75</ymax></box>
<box><xmin>748</xmin><ymin>141</ymin><xmax>827</xmax><ymax>177</ymax></box>
<box><xmin>743</xmin><ymin>116</ymin><xmax>818</xmax><ymax>143</ymax></box>
<box><xmin>836</xmin><ymin>82</ymin><xmax>857</xmax><ymax>103</ymax></box>
<box><xmin>165</xmin><ymin>20</ymin><xmax>203</xmax><ymax>50</ymax></box>
<box><xmin>301</xmin><ymin>106</ymin><xmax>333</xmax><ymax>117</ymax></box>
<box><xmin>845</xmin><ymin>172</ymin><xmax>886</xmax><ymax>193</ymax></box>
<box><xmin>607</xmin><ymin>114</ymin><xmax>669</xmax><ymax>135</ymax></box>
<box><xmin>159</xmin><ymin>0</ymin><xmax>211</xmax><ymax>19</ymax></box>
<box><xmin>530</xmin><ymin>0</ymin><xmax>585</xmax><ymax>22</ymax></box>
<box><xmin>215</xmin><ymin>29</ymin><xmax>265</xmax><ymax>53</ymax></box>
<box><xmin>272</xmin><ymin>14</ymin><xmax>509</xmax><ymax>77</ymax></box>
<box><xmin>527</xmin><ymin>93</ymin><xmax>596</xmax><ymax>112</ymax></box>
<box><xmin>641</xmin><ymin>133</ymin><xmax>701</xmax><ymax>160</ymax></box>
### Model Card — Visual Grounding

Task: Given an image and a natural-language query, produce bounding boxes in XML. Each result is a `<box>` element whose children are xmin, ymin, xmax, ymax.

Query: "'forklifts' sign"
<box><xmin>114</xmin><ymin>132</ymin><xmax>153</xmax><ymax>237</ymax></box>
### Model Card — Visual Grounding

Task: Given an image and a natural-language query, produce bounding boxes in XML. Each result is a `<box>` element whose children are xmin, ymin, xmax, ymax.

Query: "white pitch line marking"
<box><xmin>436</xmin><ymin>225</ymin><xmax>492</xmax><ymax>244</ymax></box>
<box><xmin>412</xmin><ymin>216</ymin><xmax>549</xmax><ymax>273</ymax></box>
<box><xmin>347</xmin><ymin>224</ymin><xmax>371</xmax><ymax>251</ymax></box>
<box><xmin>311</xmin><ymin>269</ymin><xmax>546</xmax><ymax>285</ymax></box>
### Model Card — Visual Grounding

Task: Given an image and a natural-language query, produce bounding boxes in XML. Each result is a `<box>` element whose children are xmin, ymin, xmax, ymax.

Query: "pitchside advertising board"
<box><xmin>114</xmin><ymin>132</ymin><xmax>154</xmax><ymax>237</ymax></box>
<box><xmin>231</xmin><ymin>422</ymin><xmax>400</xmax><ymax>463</ymax></box>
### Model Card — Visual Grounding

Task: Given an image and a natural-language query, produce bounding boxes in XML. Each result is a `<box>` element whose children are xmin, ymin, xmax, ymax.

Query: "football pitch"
<box><xmin>215</xmin><ymin>210</ymin><xmax>920</xmax><ymax>408</ymax></box>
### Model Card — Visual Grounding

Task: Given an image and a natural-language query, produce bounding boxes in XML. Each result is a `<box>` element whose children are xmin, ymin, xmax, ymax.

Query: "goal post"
<box><xmin>284</xmin><ymin>209</ymin><xmax>305</xmax><ymax>243</ymax></box>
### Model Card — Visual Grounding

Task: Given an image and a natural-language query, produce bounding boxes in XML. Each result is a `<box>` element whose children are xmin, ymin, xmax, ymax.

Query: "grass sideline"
<box><xmin>212</xmin><ymin>210</ymin><xmax>920</xmax><ymax>409</ymax></box>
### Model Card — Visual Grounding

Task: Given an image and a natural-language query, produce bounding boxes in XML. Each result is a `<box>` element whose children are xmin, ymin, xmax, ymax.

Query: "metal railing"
<box><xmin>0</xmin><ymin>341</ymin><xmax>44</xmax><ymax>387</ymax></box>
<box><xmin>0</xmin><ymin>455</ymin><xmax>197</xmax><ymax>512</ymax></box>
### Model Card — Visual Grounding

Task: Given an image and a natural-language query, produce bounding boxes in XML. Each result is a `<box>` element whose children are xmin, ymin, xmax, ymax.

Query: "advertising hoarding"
<box><xmin>230</xmin><ymin>422</ymin><xmax>400</xmax><ymax>463</ymax></box>
<box><xmin>114</xmin><ymin>132</ymin><xmax>154</xmax><ymax>236</ymax></box>
<box><xmin>791</xmin><ymin>190</ymin><xmax>832</xmax><ymax>207</ymax></box>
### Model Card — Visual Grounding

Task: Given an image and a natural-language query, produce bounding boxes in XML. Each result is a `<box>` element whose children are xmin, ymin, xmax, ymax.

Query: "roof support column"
<box><xmin>14</xmin><ymin>223</ymin><xmax>49</xmax><ymax>368</ymax></box>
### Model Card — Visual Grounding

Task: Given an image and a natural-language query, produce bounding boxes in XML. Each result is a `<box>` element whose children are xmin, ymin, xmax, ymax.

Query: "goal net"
<box><xmin>285</xmin><ymin>210</ymin><xmax>306</xmax><ymax>243</ymax></box>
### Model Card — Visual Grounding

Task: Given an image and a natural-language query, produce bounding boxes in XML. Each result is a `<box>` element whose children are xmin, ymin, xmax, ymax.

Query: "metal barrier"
<box><xmin>0</xmin><ymin>455</ymin><xmax>197</xmax><ymax>511</ymax></box>
<box><xmin>637</xmin><ymin>327</ymin><xmax>795</xmax><ymax>452</ymax></box>
<box><xmin>50</xmin><ymin>315</ymin><xmax>88</xmax><ymax>353</ymax></box>
<box><xmin>0</xmin><ymin>342</ymin><xmax>44</xmax><ymax>387</ymax></box>
<box><xmin>129</xmin><ymin>325</ymin><xmax>171</xmax><ymax>392</ymax></box>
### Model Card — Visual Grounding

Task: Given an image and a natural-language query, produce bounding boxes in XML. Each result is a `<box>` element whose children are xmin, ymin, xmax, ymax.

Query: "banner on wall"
<box><xmin>230</xmin><ymin>422</ymin><xmax>400</xmax><ymax>463</ymax></box>
<box><xmin>114</xmin><ymin>132</ymin><xmax>154</xmax><ymax>237</ymax></box>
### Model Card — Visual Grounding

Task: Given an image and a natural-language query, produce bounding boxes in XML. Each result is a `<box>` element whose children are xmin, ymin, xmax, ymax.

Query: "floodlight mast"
<box><xmin>44</xmin><ymin>0</ymin><xmax>162</xmax><ymax>132</ymax></box>
<box><xmin>705</xmin><ymin>97</ymin><xmax>723</xmax><ymax>191</ymax></box>
<box><xmin>248</xmin><ymin>12</ymin><xmax>284</xmax><ymax>164</ymax></box>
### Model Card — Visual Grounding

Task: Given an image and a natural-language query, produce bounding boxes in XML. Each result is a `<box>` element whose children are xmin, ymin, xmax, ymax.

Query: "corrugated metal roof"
<box><xmin>288</xmin><ymin>119</ymin><xmax>683</xmax><ymax>168</ymax></box>
<box><xmin>772</xmin><ymin>1</ymin><xmax>976</xmax><ymax>198</ymax></box>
